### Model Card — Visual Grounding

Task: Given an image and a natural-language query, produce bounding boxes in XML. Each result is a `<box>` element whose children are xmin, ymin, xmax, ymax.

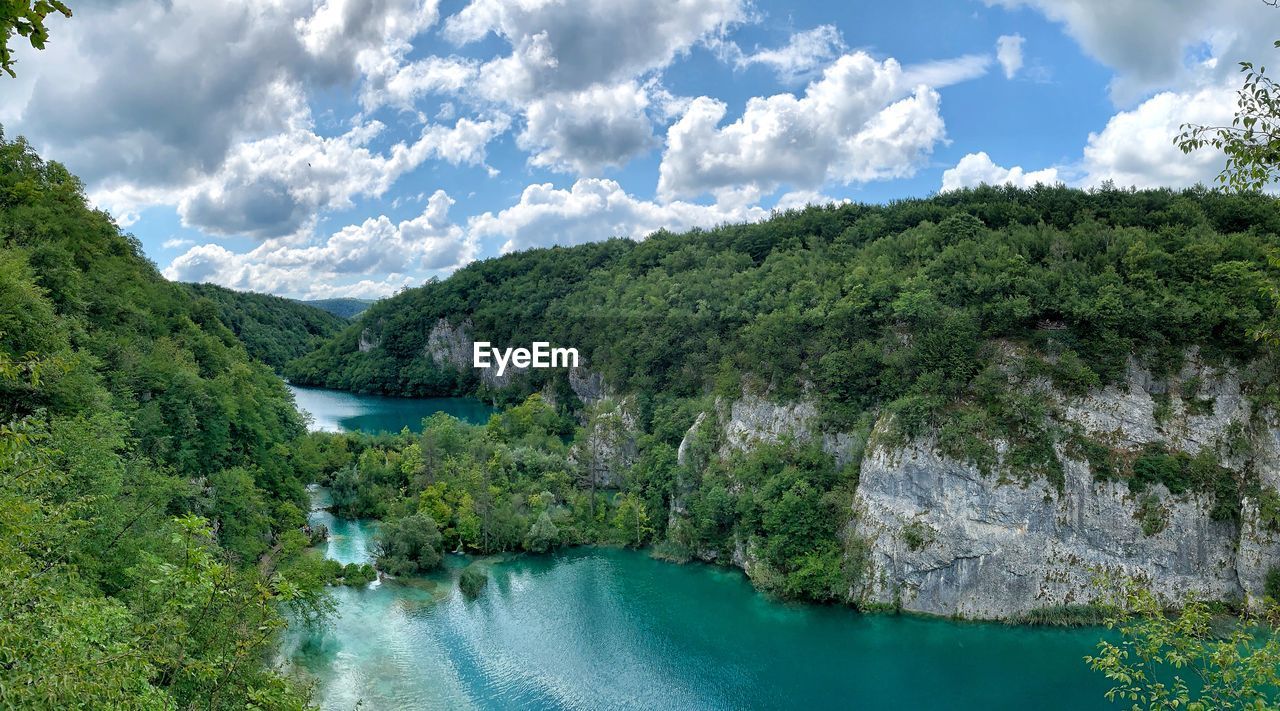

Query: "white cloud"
<box><xmin>996</xmin><ymin>34</ymin><xmax>1025</xmax><ymax>79</ymax></box>
<box><xmin>726</xmin><ymin>25</ymin><xmax>846</xmax><ymax>83</ymax></box>
<box><xmin>468</xmin><ymin>178</ymin><xmax>769</xmax><ymax>254</ymax></box>
<box><xmin>162</xmin><ymin>238</ymin><xmax>195</xmax><ymax>250</ymax></box>
<box><xmin>173</xmin><ymin>114</ymin><xmax>508</xmax><ymax>239</ymax></box>
<box><xmin>518</xmin><ymin>82</ymin><xmax>656</xmax><ymax>174</ymax></box>
<box><xmin>773</xmin><ymin>190</ymin><xmax>850</xmax><ymax>211</ymax></box>
<box><xmin>986</xmin><ymin>0</ymin><xmax>1280</xmax><ymax>102</ymax></box>
<box><xmin>164</xmin><ymin>191</ymin><xmax>473</xmax><ymax>298</ymax></box>
<box><xmin>941</xmin><ymin>152</ymin><xmax>1060</xmax><ymax>191</ymax></box>
<box><xmin>1081</xmin><ymin>84</ymin><xmax>1234</xmax><ymax>188</ymax></box>
<box><xmin>657</xmin><ymin>51</ymin><xmax>977</xmax><ymax>200</ymax></box>
<box><xmin>425</xmin><ymin>0</ymin><xmax>747</xmax><ymax>174</ymax></box>
<box><xmin>361</xmin><ymin>55</ymin><xmax>479</xmax><ymax>111</ymax></box>
<box><xmin>445</xmin><ymin>0</ymin><xmax>746</xmax><ymax>99</ymax></box>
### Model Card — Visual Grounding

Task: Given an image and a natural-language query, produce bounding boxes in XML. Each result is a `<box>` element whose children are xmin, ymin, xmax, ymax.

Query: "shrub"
<box><xmin>1266</xmin><ymin>566</ymin><xmax>1280</xmax><ymax>601</ymax></box>
<box><xmin>902</xmin><ymin>519</ymin><xmax>936</xmax><ymax>552</ymax></box>
<box><xmin>374</xmin><ymin>513</ymin><xmax>443</xmax><ymax>576</ymax></box>
<box><xmin>459</xmin><ymin>564</ymin><xmax>488</xmax><ymax>598</ymax></box>
<box><xmin>1135</xmin><ymin>493</ymin><xmax>1169</xmax><ymax>536</ymax></box>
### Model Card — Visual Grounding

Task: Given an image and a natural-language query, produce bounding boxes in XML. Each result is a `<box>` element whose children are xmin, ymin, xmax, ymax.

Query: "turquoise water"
<box><xmin>288</xmin><ymin>384</ymin><xmax>495</xmax><ymax>433</ymax></box>
<box><xmin>284</xmin><ymin>496</ymin><xmax>1113</xmax><ymax>710</ymax></box>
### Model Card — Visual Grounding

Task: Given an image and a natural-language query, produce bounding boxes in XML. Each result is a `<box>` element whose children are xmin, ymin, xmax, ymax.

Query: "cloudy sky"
<box><xmin>1</xmin><ymin>0</ymin><xmax>1274</xmax><ymax>299</ymax></box>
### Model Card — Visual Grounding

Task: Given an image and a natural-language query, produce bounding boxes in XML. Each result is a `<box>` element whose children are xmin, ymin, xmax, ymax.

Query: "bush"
<box><xmin>1266</xmin><ymin>566</ymin><xmax>1280</xmax><ymax>601</ymax></box>
<box><xmin>902</xmin><ymin>519</ymin><xmax>936</xmax><ymax>552</ymax></box>
<box><xmin>374</xmin><ymin>513</ymin><xmax>443</xmax><ymax>576</ymax></box>
<box><xmin>459</xmin><ymin>564</ymin><xmax>488</xmax><ymax>598</ymax></box>
<box><xmin>1135</xmin><ymin>493</ymin><xmax>1168</xmax><ymax>536</ymax></box>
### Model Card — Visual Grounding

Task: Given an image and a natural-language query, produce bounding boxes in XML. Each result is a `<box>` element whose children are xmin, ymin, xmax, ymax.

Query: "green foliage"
<box><xmin>374</xmin><ymin>512</ymin><xmax>443</xmax><ymax>576</ymax></box>
<box><xmin>183</xmin><ymin>282</ymin><xmax>347</xmax><ymax>372</ymax></box>
<box><xmin>303</xmin><ymin>297</ymin><xmax>374</xmax><ymax>319</ymax></box>
<box><xmin>902</xmin><ymin>518</ymin><xmax>936</xmax><ymax>552</ymax></box>
<box><xmin>1258</xmin><ymin>486</ymin><xmax>1280</xmax><ymax>533</ymax></box>
<box><xmin>1009</xmin><ymin>604</ymin><xmax>1110</xmax><ymax>627</ymax></box>
<box><xmin>0</xmin><ymin>135</ymin><xmax>324</xmax><ymax>707</ymax></box>
<box><xmin>1130</xmin><ymin>445</ymin><xmax>1240</xmax><ymax>523</ymax></box>
<box><xmin>1135</xmin><ymin>493</ymin><xmax>1169</xmax><ymax>537</ymax></box>
<box><xmin>0</xmin><ymin>0</ymin><xmax>70</xmax><ymax>77</ymax></box>
<box><xmin>1266</xmin><ymin>566</ymin><xmax>1280</xmax><ymax>601</ymax></box>
<box><xmin>1087</xmin><ymin>581</ymin><xmax>1280</xmax><ymax>710</ymax></box>
<box><xmin>290</xmin><ymin>187</ymin><xmax>1280</xmax><ymax>425</ymax></box>
<box><xmin>459</xmin><ymin>564</ymin><xmax>488</xmax><ymax>598</ymax></box>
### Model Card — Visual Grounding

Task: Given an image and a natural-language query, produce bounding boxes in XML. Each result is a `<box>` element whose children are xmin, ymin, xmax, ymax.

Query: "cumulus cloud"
<box><xmin>941</xmin><ymin>152</ymin><xmax>1061</xmax><ymax>191</ymax></box>
<box><xmin>7</xmin><ymin>0</ymin><xmax>440</xmax><ymax>188</ymax></box>
<box><xmin>445</xmin><ymin>0</ymin><xmax>746</xmax><ymax>99</ymax></box>
<box><xmin>517</xmin><ymin>82</ymin><xmax>656</xmax><ymax>174</ymax></box>
<box><xmin>657</xmin><ymin>51</ymin><xmax>982</xmax><ymax>200</ymax></box>
<box><xmin>424</xmin><ymin>0</ymin><xmax>747</xmax><ymax>173</ymax></box>
<box><xmin>360</xmin><ymin>55</ymin><xmax>479</xmax><ymax>111</ymax></box>
<box><xmin>468</xmin><ymin>178</ymin><xmax>770</xmax><ymax>254</ymax></box>
<box><xmin>986</xmin><ymin>0</ymin><xmax>1280</xmax><ymax>102</ymax></box>
<box><xmin>722</xmin><ymin>25</ymin><xmax>846</xmax><ymax>83</ymax></box>
<box><xmin>164</xmin><ymin>191</ymin><xmax>473</xmax><ymax>298</ymax></box>
<box><xmin>161</xmin><ymin>114</ymin><xmax>508</xmax><ymax>240</ymax></box>
<box><xmin>996</xmin><ymin>34</ymin><xmax>1025</xmax><ymax>79</ymax></box>
<box><xmin>2</xmin><ymin>0</ymin><xmax>459</xmax><ymax>242</ymax></box>
<box><xmin>1081</xmin><ymin>84</ymin><xmax>1234</xmax><ymax>188</ymax></box>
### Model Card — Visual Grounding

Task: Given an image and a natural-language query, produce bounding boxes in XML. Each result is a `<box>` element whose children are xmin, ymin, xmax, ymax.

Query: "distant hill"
<box><xmin>301</xmin><ymin>297</ymin><xmax>375</xmax><ymax>319</ymax></box>
<box><xmin>183</xmin><ymin>283</ymin><xmax>348</xmax><ymax>371</ymax></box>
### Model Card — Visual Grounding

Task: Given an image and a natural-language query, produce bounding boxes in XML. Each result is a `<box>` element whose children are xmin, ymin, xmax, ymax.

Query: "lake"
<box><xmin>288</xmin><ymin>384</ymin><xmax>496</xmax><ymax>433</ymax></box>
<box><xmin>282</xmin><ymin>493</ymin><xmax>1113</xmax><ymax>710</ymax></box>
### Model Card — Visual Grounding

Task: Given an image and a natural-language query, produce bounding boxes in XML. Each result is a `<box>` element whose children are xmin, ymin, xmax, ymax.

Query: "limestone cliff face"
<box><xmin>570</xmin><ymin>397</ymin><xmax>638</xmax><ymax>489</ymax></box>
<box><xmin>421</xmin><ymin>318</ymin><xmax>608</xmax><ymax>403</ymax></box>
<box><xmin>676</xmin><ymin>353</ymin><xmax>1280</xmax><ymax>619</ymax></box>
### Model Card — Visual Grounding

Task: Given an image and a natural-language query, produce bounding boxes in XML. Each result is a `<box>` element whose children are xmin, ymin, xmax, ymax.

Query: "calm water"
<box><xmin>288</xmin><ymin>384</ymin><xmax>495</xmax><ymax>433</ymax></box>
<box><xmin>283</xmin><ymin>494</ymin><xmax>1112</xmax><ymax>710</ymax></box>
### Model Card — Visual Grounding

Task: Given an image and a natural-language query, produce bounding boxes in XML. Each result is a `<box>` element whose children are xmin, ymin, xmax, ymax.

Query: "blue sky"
<box><xmin>1</xmin><ymin>0</ymin><xmax>1274</xmax><ymax>299</ymax></box>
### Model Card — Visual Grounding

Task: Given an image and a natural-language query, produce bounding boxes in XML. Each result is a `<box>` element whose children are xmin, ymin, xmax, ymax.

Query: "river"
<box><xmin>288</xmin><ymin>384</ymin><xmax>495</xmax><ymax>432</ymax></box>
<box><xmin>281</xmin><ymin>490</ymin><xmax>1111</xmax><ymax>709</ymax></box>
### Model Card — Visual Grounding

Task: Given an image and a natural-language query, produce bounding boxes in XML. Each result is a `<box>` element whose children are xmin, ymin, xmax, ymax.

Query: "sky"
<box><xmin>0</xmin><ymin>0</ymin><xmax>1275</xmax><ymax>300</ymax></box>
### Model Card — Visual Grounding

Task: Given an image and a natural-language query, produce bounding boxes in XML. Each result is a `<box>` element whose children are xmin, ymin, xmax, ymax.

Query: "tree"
<box><xmin>525</xmin><ymin>510</ymin><xmax>561</xmax><ymax>553</ymax></box>
<box><xmin>373</xmin><ymin>513</ymin><xmax>443</xmax><ymax>577</ymax></box>
<box><xmin>1086</xmin><ymin>581</ymin><xmax>1280</xmax><ymax>709</ymax></box>
<box><xmin>1176</xmin><ymin>2</ymin><xmax>1280</xmax><ymax>191</ymax></box>
<box><xmin>1</xmin><ymin>1</ymin><xmax>72</xmax><ymax>77</ymax></box>
<box><xmin>611</xmin><ymin>493</ymin><xmax>653</xmax><ymax>547</ymax></box>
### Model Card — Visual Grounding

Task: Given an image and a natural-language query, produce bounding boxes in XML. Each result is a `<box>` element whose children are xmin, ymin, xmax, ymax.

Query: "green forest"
<box><xmin>290</xmin><ymin>185</ymin><xmax>1280</xmax><ymax>423</ymax></box>
<box><xmin>287</xmin><ymin>183</ymin><xmax>1280</xmax><ymax>604</ymax></box>
<box><xmin>182</xmin><ymin>283</ymin><xmax>348</xmax><ymax>372</ymax></box>
<box><xmin>0</xmin><ymin>132</ymin><xmax>343</xmax><ymax>707</ymax></box>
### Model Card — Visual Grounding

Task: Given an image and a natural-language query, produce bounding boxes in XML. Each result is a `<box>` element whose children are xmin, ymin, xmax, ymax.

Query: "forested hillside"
<box><xmin>302</xmin><ymin>297</ymin><xmax>374</xmax><ymax>319</ymax></box>
<box><xmin>0</xmin><ymin>132</ymin><xmax>331</xmax><ymax>707</ymax></box>
<box><xmin>183</xmin><ymin>282</ymin><xmax>348</xmax><ymax>371</ymax></box>
<box><xmin>287</xmin><ymin>185</ymin><xmax>1279</xmax><ymax>608</ymax></box>
<box><xmin>290</xmin><ymin>186</ymin><xmax>1280</xmax><ymax>424</ymax></box>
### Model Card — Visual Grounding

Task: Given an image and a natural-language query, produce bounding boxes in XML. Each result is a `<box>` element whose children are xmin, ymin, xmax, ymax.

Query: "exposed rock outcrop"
<box><xmin>570</xmin><ymin>397</ymin><xmax>638</xmax><ymax>489</ymax></box>
<box><xmin>673</xmin><ymin>353</ymin><xmax>1280</xmax><ymax>619</ymax></box>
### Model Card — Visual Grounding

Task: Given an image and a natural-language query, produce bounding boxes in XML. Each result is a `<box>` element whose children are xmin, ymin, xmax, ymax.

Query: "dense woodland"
<box><xmin>0</xmin><ymin>132</ymin><xmax>341</xmax><ymax>707</ymax></box>
<box><xmin>289</xmin><ymin>185</ymin><xmax>1280</xmax><ymax>605</ymax></box>
<box><xmin>182</xmin><ymin>282</ymin><xmax>348</xmax><ymax>372</ymax></box>
<box><xmin>301</xmin><ymin>297</ymin><xmax>374</xmax><ymax>319</ymax></box>
<box><xmin>290</xmin><ymin>185</ymin><xmax>1280</xmax><ymax>421</ymax></box>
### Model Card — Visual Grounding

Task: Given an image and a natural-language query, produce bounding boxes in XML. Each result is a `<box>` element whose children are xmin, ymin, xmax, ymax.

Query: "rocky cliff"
<box><xmin>677</xmin><ymin>351</ymin><xmax>1280</xmax><ymax>619</ymax></box>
